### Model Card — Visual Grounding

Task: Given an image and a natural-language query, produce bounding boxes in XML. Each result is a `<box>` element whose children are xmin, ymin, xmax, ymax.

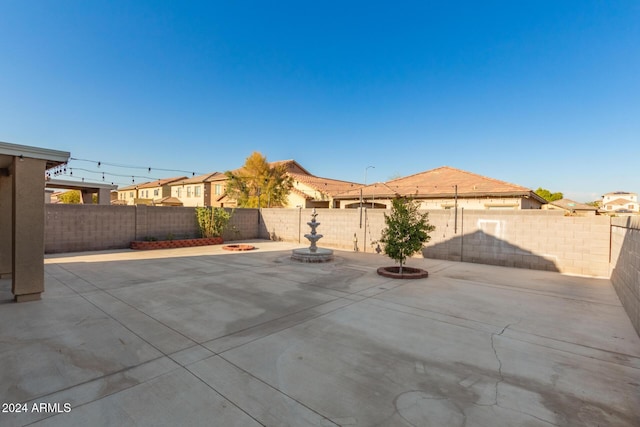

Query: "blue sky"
<box><xmin>1</xmin><ymin>1</ymin><xmax>638</xmax><ymax>202</ymax></box>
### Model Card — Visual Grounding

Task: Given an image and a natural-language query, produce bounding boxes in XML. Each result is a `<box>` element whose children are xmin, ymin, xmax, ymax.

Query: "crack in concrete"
<box><xmin>491</xmin><ymin>322</ymin><xmax>513</xmax><ymax>406</ymax></box>
<box><xmin>475</xmin><ymin>320</ymin><xmax>563</xmax><ymax>426</ymax></box>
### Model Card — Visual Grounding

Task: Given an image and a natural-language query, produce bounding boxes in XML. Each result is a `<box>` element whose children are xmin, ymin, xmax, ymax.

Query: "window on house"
<box><xmin>195</xmin><ymin>186</ymin><xmax>201</xmax><ymax>197</ymax></box>
<box><xmin>154</xmin><ymin>189</ymin><xmax>159</xmax><ymax>197</ymax></box>
<box><xmin>177</xmin><ymin>188</ymin><xmax>182</xmax><ymax>197</ymax></box>
<box><xmin>187</xmin><ymin>187</ymin><xmax>192</xmax><ymax>197</ymax></box>
<box><xmin>629</xmin><ymin>204</ymin><xmax>635</xmax><ymax>210</ymax></box>
<box><xmin>215</xmin><ymin>184</ymin><xmax>221</xmax><ymax>195</ymax></box>
<box><xmin>129</xmin><ymin>192</ymin><xmax>134</xmax><ymax>198</ymax></box>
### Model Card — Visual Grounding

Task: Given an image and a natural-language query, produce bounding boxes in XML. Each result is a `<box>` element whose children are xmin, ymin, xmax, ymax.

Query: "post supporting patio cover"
<box><xmin>0</xmin><ymin>142</ymin><xmax>70</xmax><ymax>302</ymax></box>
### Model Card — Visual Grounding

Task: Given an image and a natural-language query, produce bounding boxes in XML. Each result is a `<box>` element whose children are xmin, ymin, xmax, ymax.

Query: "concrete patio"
<box><xmin>1</xmin><ymin>240</ymin><xmax>639</xmax><ymax>426</ymax></box>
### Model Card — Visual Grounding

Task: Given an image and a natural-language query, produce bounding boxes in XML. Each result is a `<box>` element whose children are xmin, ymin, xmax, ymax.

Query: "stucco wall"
<box><xmin>45</xmin><ymin>205</ymin><xmax>258</xmax><ymax>253</ymax></box>
<box><xmin>610</xmin><ymin>216</ymin><xmax>640</xmax><ymax>336</ymax></box>
<box><xmin>261</xmin><ymin>208</ymin><xmax>611</xmax><ymax>276</ymax></box>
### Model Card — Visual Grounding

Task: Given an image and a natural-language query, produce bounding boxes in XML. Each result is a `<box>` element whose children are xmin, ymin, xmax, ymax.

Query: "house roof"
<box><xmin>136</xmin><ymin>176</ymin><xmax>187</xmax><ymax>189</ymax></box>
<box><xmin>169</xmin><ymin>172</ymin><xmax>223</xmax><ymax>185</ymax></box>
<box><xmin>289</xmin><ymin>187</ymin><xmax>314</xmax><ymax>200</ymax></box>
<box><xmin>604</xmin><ymin>197</ymin><xmax>634</xmax><ymax>206</ymax></box>
<box><xmin>334</xmin><ymin>166</ymin><xmax>546</xmax><ymax>203</ymax></box>
<box><xmin>289</xmin><ymin>172</ymin><xmax>361</xmax><ymax>197</ymax></box>
<box><xmin>271</xmin><ymin>159</ymin><xmax>312</xmax><ymax>175</ymax></box>
<box><xmin>549</xmin><ymin>199</ymin><xmax>598</xmax><ymax>211</ymax></box>
<box><xmin>224</xmin><ymin>159</ymin><xmax>313</xmax><ymax>177</ymax></box>
<box><xmin>117</xmin><ymin>183</ymin><xmax>139</xmax><ymax>191</ymax></box>
<box><xmin>153</xmin><ymin>196</ymin><xmax>183</xmax><ymax>206</ymax></box>
<box><xmin>603</xmin><ymin>191</ymin><xmax>636</xmax><ymax>197</ymax></box>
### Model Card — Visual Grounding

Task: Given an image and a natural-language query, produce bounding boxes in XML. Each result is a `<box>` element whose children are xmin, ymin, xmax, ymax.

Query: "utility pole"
<box><xmin>454</xmin><ymin>184</ymin><xmax>458</xmax><ymax>234</ymax></box>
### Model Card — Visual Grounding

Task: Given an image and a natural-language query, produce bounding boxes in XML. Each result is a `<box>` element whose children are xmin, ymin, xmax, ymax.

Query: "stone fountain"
<box><xmin>291</xmin><ymin>208</ymin><xmax>334</xmax><ymax>262</ymax></box>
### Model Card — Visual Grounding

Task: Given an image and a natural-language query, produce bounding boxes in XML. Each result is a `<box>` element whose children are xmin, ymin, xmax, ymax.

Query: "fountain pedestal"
<box><xmin>291</xmin><ymin>208</ymin><xmax>334</xmax><ymax>263</ymax></box>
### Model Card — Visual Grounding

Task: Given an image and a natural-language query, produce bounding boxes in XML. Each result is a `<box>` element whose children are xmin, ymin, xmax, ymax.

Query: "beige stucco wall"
<box><xmin>171</xmin><ymin>183</ymin><xmax>209</xmax><ymax>206</ymax></box>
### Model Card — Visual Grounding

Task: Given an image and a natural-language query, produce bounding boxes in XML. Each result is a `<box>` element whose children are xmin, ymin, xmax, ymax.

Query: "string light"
<box><xmin>69</xmin><ymin>157</ymin><xmax>201</xmax><ymax>176</ymax></box>
<box><xmin>47</xmin><ymin>156</ymin><xmax>215</xmax><ymax>188</ymax></box>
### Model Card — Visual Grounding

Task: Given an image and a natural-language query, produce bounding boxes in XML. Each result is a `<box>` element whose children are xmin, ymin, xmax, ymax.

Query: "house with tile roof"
<box><xmin>208</xmin><ymin>159</ymin><xmax>352</xmax><ymax>208</ymax></box>
<box><xmin>136</xmin><ymin>176</ymin><xmax>187</xmax><ymax>205</ymax></box>
<box><xmin>287</xmin><ymin>172</ymin><xmax>361</xmax><ymax>208</ymax></box>
<box><xmin>116</xmin><ymin>176</ymin><xmax>187</xmax><ymax>205</ymax></box>
<box><xmin>115</xmin><ymin>183</ymin><xmax>139</xmax><ymax>205</ymax></box>
<box><xmin>169</xmin><ymin>172</ymin><xmax>224</xmax><ymax>207</ymax></box>
<box><xmin>332</xmin><ymin>166</ymin><xmax>547</xmax><ymax>210</ymax></box>
<box><xmin>601</xmin><ymin>191</ymin><xmax>638</xmax><ymax>214</ymax></box>
<box><xmin>542</xmin><ymin>199</ymin><xmax>599</xmax><ymax>216</ymax></box>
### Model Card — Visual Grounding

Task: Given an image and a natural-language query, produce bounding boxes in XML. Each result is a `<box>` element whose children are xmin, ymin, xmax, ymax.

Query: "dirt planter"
<box><xmin>377</xmin><ymin>266</ymin><xmax>429</xmax><ymax>279</ymax></box>
<box><xmin>130</xmin><ymin>237</ymin><xmax>223</xmax><ymax>250</ymax></box>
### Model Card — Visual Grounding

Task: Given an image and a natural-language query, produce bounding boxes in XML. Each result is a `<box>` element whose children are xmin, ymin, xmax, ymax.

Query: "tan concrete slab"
<box><xmin>188</xmin><ymin>355</ymin><xmax>338</xmax><ymax>426</ymax></box>
<box><xmin>29</xmin><ymin>369</ymin><xmax>262</xmax><ymax>427</ymax></box>
<box><xmin>0</xmin><ymin>241</ymin><xmax>638</xmax><ymax>426</ymax></box>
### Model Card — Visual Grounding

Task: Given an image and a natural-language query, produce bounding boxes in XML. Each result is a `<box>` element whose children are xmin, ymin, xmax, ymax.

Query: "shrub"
<box><xmin>379</xmin><ymin>197</ymin><xmax>435</xmax><ymax>274</ymax></box>
<box><xmin>195</xmin><ymin>207</ymin><xmax>232</xmax><ymax>238</ymax></box>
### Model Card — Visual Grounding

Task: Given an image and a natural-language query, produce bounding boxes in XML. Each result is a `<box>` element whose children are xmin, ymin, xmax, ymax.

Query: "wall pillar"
<box><xmin>12</xmin><ymin>157</ymin><xmax>46</xmax><ymax>302</ymax></box>
<box><xmin>80</xmin><ymin>189</ymin><xmax>93</xmax><ymax>204</ymax></box>
<box><xmin>0</xmin><ymin>170</ymin><xmax>12</xmax><ymax>277</ymax></box>
<box><xmin>98</xmin><ymin>188</ymin><xmax>111</xmax><ymax>205</ymax></box>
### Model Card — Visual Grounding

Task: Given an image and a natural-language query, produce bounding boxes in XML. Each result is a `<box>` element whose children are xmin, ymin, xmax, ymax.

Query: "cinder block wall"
<box><xmin>423</xmin><ymin>210</ymin><xmax>611</xmax><ymax>277</ymax></box>
<box><xmin>261</xmin><ymin>208</ymin><xmax>611</xmax><ymax>276</ymax></box>
<box><xmin>45</xmin><ymin>205</ymin><xmax>258</xmax><ymax>253</ymax></box>
<box><xmin>610</xmin><ymin>216</ymin><xmax>640</xmax><ymax>336</ymax></box>
<box><xmin>46</xmin><ymin>205</ymin><xmax>136</xmax><ymax>253</ymax></box>
<box><xmin>43</xmin><ymin>206</ymin><xmax>611</xmax><ymax>276</ymax></box>
<box><xmin>135</xmin><ymin>205</ymin><xmax>200</xmax><ymax>241</ymax></box>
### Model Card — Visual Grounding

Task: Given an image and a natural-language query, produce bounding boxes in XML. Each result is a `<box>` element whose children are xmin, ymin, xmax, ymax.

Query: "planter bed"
<box><xmin>377</xmin><ymin>266</ymin><xmax>429</xmax><ymax>279</ymax></box>
<box><xmin>130</xmin><ymin>237</ymin><xmax>223</xmax><ymax>250</ymax></box>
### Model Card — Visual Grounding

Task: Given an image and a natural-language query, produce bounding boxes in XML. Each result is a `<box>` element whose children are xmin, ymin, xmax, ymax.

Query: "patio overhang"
<box><xmin>0</xmin><ymin>141</ymin><xmax>71</xmax><ymax>301</ymax></box>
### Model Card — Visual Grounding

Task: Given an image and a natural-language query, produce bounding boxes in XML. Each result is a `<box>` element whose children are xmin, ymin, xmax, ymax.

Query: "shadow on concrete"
<box><xmin>422</xmin><ymin>230</ymin><xmax>559</xmax><ymax>272</ymax></box>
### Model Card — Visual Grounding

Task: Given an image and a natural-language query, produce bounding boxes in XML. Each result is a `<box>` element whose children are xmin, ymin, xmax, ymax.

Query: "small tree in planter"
<box><xmin>196</xmin><ymin>207</ymin><xmax>232</xmax><ymax>238</ymax></box>
<box><xmin>379</xmin><ymin>197</ymin><xmax>435</xmax><ymax>276</ymax></box>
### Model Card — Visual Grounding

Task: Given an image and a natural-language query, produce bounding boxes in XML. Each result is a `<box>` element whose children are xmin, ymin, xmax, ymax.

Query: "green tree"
<box><xmin>225</xmin><ymin>152</ymin><xmax>294</xmax><ymax>207</ymax></box>
<box><xmin>379</xmin><ymin>197</ymin><xmax>435</xmax><ymax>274</ymax></box>
<box><xmin>57</xmin><ymin>190</ymin><xmax>81</xmax><ymax>204</ymax></box>
<box><xmin>535</xmin><ymin>187</ymin><xmax>563</xmax><ymax>202</ymax></box>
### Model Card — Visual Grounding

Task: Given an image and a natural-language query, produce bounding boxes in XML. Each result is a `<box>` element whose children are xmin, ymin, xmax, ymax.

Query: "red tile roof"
<box><xmin>289</xmin><ymin>172</ymin><xmax>361</xmax><ymax>197</ymax></box>
<box><xmin>136</xmin><ymin>176</ymin><xmax>187</xmax><ymax>189</ymax></box>
<box><xmin>605</xmin><ymin>197</ymin><xmax>634</xmax><ymax>206</ymax></box>
<box><xmin>170</xmin><ymin>172</ymin><xmax>222</xmax><ymax>185</ymax></box>
<box><xmin>334</xmin><ymin>166</ymin><xmax>545</xmax><ymax>203</ymax></box>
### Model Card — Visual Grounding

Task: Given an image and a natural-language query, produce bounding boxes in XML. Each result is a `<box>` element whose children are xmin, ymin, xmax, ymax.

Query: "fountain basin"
<box><xmin>291</xmin><ymin>248</ymin><xmax>334</xmax><ymax>263</ymax></box>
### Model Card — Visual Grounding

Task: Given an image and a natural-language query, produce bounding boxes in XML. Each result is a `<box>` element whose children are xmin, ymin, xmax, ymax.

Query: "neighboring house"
<box><xmin>169</xmin><ymin>172</ymin><xmax>224</xmax><ymax>207</ymax></box>
<box><xmin>542</xmin><ymin>199</ymin><xmax>599</xmax><ymax>216</ymax></box>
<box><xmin>332</xmin><ymin>166</ymin><xmax>547</xmax><ymax>210</ymax></box>
<box><xmin>137</xmin><ymin>176</ymin><xmax>187</xmax><ymax>205</ymax></box>
<box><xmin>208</xmin><ymin>159</ymin><xmax>341</xmax><ymax>208</ymax></box>
<box><xmin>601</xmin><ymin>191</ymin><xmax>639</xmax><ymax>215</ymax></box>
<box><xmin>116</xmin><ymin>177</ymin><xmax>187</xmax><ymax>205</ymax></box>
<box><xmin>287</xmin><ymin>172</ymin><xmax>361</xmax><ymax>208</ymax></box>
<box><xmin>116</xmin><ymin>183</ymin><xmax>139</xmax><ymax>205</ymax></box>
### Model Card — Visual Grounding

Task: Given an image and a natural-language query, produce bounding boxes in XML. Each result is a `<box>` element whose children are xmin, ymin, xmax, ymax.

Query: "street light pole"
<box><xmin>364</xmin><ymin>165</ymin><xmax>374</xmax><ymax>186</ymax></box>
<box><xmin>364</xmin><ymin>165</ymin><xmax>374</xmax><ymax>209</ymax></box>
